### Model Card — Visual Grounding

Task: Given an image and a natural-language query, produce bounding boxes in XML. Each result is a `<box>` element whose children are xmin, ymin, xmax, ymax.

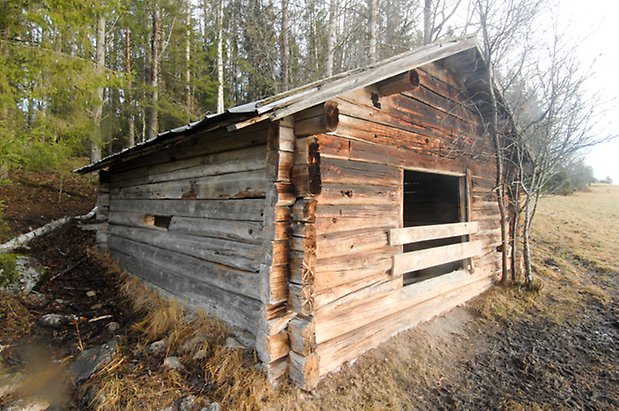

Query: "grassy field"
<box><xmin>1</xmin><ymin>180</ymin><xmax>617</xmax><ymax>410</ymax></box>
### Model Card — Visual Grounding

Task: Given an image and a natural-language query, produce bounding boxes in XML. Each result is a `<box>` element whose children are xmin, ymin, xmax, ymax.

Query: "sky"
<box><xmin>558</xmin><ymin>0</ymin><xmax>619</xmax><ymax>182</ymax></box>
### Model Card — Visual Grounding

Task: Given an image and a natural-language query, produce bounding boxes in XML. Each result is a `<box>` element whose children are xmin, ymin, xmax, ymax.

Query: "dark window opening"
<box><xmin>403</xmin><ymin>170</ymin><xmax>465</xmax><ymax>285</ymax></box>
<box><xmin>144</xmin><ymin>214</ymin><xmax>172</xmax><ymax>229</ymax></box>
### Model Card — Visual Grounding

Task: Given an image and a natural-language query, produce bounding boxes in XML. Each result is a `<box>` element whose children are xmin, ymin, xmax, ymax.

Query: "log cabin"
<box><xmin>76</xmin><ymin>35</ymin><xmax>509</xmax><ymax>389</ymax></box>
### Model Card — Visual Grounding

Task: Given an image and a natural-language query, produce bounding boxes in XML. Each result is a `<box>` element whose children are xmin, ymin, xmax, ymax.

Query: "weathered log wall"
<box><xmin>104</xmin><ymin>123</ymin><xmax>271</xmax><ymax>341</ymax></box>
<box><xmin>287</xmin><ymin>63</ymin><xmax>502</xmax><ymax>388</ymax></box>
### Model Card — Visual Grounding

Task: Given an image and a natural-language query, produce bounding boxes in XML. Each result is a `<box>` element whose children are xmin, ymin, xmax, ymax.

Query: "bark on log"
<box><xmin>0</xmin><ymin>207</ymin><xmax>97</xmax><ymax>253</ymax></box>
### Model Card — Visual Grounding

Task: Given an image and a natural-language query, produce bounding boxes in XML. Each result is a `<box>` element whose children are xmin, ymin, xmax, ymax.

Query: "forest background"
<box><xmin>0</xmin><ymin>0</ymin><xmax>614</xmax><ymax>189</ymax></box>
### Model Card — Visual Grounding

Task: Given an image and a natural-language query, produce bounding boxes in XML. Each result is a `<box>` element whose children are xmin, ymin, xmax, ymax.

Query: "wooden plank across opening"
<box><xmin>392</xmin><ymin>240</ymin><xmax>483</xmax><ymax>276</ymax></box>
<box><xmin>389</xmin><ymin>221</ymin><xmax>478</xmax><ymax>246</ymax></box>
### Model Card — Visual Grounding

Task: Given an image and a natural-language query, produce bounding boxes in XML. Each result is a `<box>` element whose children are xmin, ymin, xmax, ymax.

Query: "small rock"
<box><xmin>86</xmin><ymin>290</ymin><xmax>97</xmax><ymax>297</ymax></box>
<box><xmin>203</xmin><ymin>402</ymin><xmax>221</xmax><ymax>411</ymax></box>
<box><xmin>22</xmin><ymin>291</ymin><xmax>48</xmax><ymax>307</ymax></box>
<box><xmin>225</xmin><ymin>337</ymin><xmax>244</xmax><ymax>350</ymax></box>
<box><xmin>160</xmin><ymin>407</ymin><xmax>173</xmax><ymax>411</ymax></box>
<box><xmin>162</xmin><ymin>356</ymin><xmax>183</xmax><ymax>371</ymax></box>
<box><xmin>0</xmin><ymin>255</ymin><xmax>45</xmax><ymax>295</ymax></box>
<box><xmin>90</xmin><ymin>303</ymin><xmax>103</xmax><ymax>310</ymax></box>
<box><xmin>147</xmin><ymin>339</ymin><xmax>167</xmax><ymax>357</ymax></box>
<box><xmin>107</xmin><ymin>322</ymin><xmax>120</xmax><ymax>332</ymax></box>
<box><xmin>55</xmin><ymin>299</ymin><xmax>65</xmax><ymax>305</ymax></box>
<box><xmin>38</xmin><ymin>313</ymin><xmax>78</xmax><ymax>328</ymax></box>
<box><xmin>68</xmin><ymin>340</ymin><xmax>117</xmax><ymax>384</ymax></box>
<box><xmin>180</xmin><ymin>395</ymin><xmax>196</xmax><ymax>411</ymax></box>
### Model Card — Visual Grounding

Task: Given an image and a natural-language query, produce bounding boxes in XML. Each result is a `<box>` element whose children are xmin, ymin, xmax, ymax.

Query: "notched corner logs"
<box><xmin>376</xmin><ymin>69</ymin><xmax>420</xmax><ymax>97</ymax></box>
<box><xmin>294</xmin><ymin>101</ymin><xmax>340</xmax><ymax>137</ymax></box>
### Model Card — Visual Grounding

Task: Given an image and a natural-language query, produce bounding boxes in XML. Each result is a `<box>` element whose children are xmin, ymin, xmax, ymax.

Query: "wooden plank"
<box><xmin>109</xmin><ymin>198</ymin><xmax>265</xmax><ymax>221</ymax></box>
<box><xmin>111</xmin><ymin>169</ymin><xmax>267</xmax><ymax>200</ymax></box>
<box><xmin>313</xmin><ymin>268</ymin><xmax>493</xmax><ymax>345</ymax></box>
<box><xmin>313</xmin><ymin>247</ymin><xmax>395</xmax><ymax>290</ymax></box>
<box><xmin>317</xmin><ymin>183</ymin><xmax>399</xmax><ymax>206</ymax></box>
<box><xmin>313</xmin><ymin>276</ymin><xmax>400</xmax><ymax>312</ymax></box>
<box><xmin>110</xmin><ymin>247</ymin><xmax>263</xmax><ymax>336</ymax></box>
<box><xmin>108</xmin><ymin>122</ymin><xmax>270</xmax><ymax>175</ymax></box>
<box><xmin>320</xmin><ymin>157</ymin><xmax>400</xmax><ymax>186</ymax></box>
<box><xmin>389</xmin><ymin>221</ymin><xmax>479</xmax><ymax>246</ymax></box>
<box><xmin>109</xmin><ymin>144</ymin><xmax>267</xmax><ymax>188</ymax></box>
<box><xmin>315</xmin><ymin>274</ymin><xmax>494</xmax><ymax>376</ymax></box>
<box><xmin>169</xmin><ymin>216</ymin><xmax>263</xmax><ymax>244</ymax></box>
<box><xmin>316</xmin><ymin>228</ymin><xmax>389</xmax><ymax>259</ymax></box>
<box><xmin>109</xmin><ymin>225</ymin><xmax>262</xmax><ymax>272</ymax></box>
<box><xmin>392</xmin><ymin>240</ymin><xmax>483</xmax><ymax>276</ymax></box>
<box><xmin>108</xmin><ymin>234</ymin><xmax>261</xmax><ymax>300</ymax></box>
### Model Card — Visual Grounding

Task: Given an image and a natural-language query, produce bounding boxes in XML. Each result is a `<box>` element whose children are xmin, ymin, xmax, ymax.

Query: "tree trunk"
<box><xmin>368</xmin><ymin>0</ymin><xmax>378</xmax><ymax>63</ymax></box>
<box><xmin>523</xmin><ymin>190</ymin><xmax>533</xmax><ymax>288</ymax></box>
<box><xmin>185</xmin><ymin>0</ymin><xmax>192</xmax><ymax>114</ymax></box>
<box><xmin>146</xmin><ymin>4</ymin><xmax>160</xmax><ymax>141</ymax></box>
<box><xmin>280</xmin><ymin>0</ymin><xmax>290</xmax><ymax>89</ymax></box>
<box><xmin>125</xmin><ymin>27</ymin><xmax>135</xmax><ymax>147</ymax></box>
<box><xmin>423</xmin><ymin>0</ymin><xmax>432</xmax><ymax>44</ymax></box>
<box><xmin>325</xmin><ymin>0</ymin><xmax>337</xmax><ymax>77</ymax></box>
<box><xmin>216</xmin><ymin>0</ymin><xmax>225</xmax><ymax>113</ymax></box>
<box><xmin>91</xmin><ymin>14</ymin><xmax>106</xmax><ymax>163</ymax></box>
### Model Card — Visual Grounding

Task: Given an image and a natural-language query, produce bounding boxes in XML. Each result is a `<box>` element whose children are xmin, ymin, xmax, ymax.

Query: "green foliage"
<box><xmin>0</xmin><ymin>253</ymin><xmax>18</xmax><ymax>288</ymax></box>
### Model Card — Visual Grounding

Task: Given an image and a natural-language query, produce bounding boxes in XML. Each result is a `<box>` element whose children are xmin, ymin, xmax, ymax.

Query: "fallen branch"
<box><xmin>0</xmin><ymin>207</ymin><xmax>97</xmax><ymax>254</ymax></box>
<box><xmin>49</xmin><ymin>256</ymin><xmax>87</xmax><ymax>282</ymax></box>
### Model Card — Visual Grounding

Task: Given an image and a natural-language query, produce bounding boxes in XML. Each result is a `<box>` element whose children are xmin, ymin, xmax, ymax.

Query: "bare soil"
<box><xmin>0</xmin><ymin>175</ymin><xmax>617</xmax><ymax>410</ymax></box>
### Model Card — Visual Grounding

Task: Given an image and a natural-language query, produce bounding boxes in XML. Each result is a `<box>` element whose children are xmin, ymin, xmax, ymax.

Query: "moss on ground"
<box><xmin>0</xmin><ymin>253</ymin><xmax>19</xmax><ymax>288</ymax></box>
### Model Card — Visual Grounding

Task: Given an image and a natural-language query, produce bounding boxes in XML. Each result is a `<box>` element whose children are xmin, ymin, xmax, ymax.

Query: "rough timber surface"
<box><xmin>103</xmin><ymin>124</ymin><xmax>269</xmax><ymax>340</ymax></box>
<box><xmin>285</xmin><ymin>61</ymin><xmax>502</xmax><ymax>388</ymax></box>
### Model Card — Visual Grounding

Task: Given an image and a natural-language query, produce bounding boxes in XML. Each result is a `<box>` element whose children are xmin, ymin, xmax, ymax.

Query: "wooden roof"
<box><xmin>76</xmin><ymin>35</ymin><xmax>496</xmax><ymax>174</ymax></box>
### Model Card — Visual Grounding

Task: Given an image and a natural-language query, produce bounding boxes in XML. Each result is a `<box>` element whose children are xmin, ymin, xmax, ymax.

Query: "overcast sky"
<box><xmin>559</xmin><ymin>0</ymin><xmax>619</xmax><ymax>182</ymax></box>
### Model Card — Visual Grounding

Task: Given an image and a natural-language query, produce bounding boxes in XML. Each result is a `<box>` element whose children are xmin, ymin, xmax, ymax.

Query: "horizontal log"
<box><xmin>110</xmin><ymin>246</ymin><xmax>262</xmax><ymax>336</ymax></box>
<box><xmin>109</xmin><ymin>225</ymin><xmax>262</xmax><ymax>272</ymax></box>
<box><xmin>316</xmin><ymin>227</ymin><xmax>390</xmax><ymax>260</ymax></box>
<box><xmin>294</xmin><ymin>101</ymin><xmax>340</xmax><ymax>137</ymax></box>
<box><xmin>376</xmin><ymin>69</ymin><xmax>420</xmax><ymax>96</ymax></box>
<box><xmin>291</xmin><ymin>199</ymin><xmax>317</xmax><ymax>223</ymax></box>
<box><xmin>317</xmin><ymin>183</ymin><xmax>400</xmax><ymax>206</ymax></box>
<box><xmin>169</xmin><ymin>216</ymin><xmax>263</xmax><ymax>244</ymax></box>
<box><xmin>108</xmin><ymin>199</ymin><xmax>265</xmax><ymax>222</ymax></box>
<box><xmin>313</xmin><ymin>247</ymin><xmax>395</xmax><ymax>290</ymax></box>
<box><xmin>320</xmin><ymin>157</ymin><xmax>400</xmax><ymax>187</ymax></box>
<box><xmin>109</xmin><ymin>145</ymin><xmax>267</xmax><ymax>188</ymax></box>
<box><xmin>313</xmin><ymin>276</ymin><xmax>400</xmax><ymax>312</ymax></box>
<box><xmin>110</xmin><ymin>122</ymin><xmax>270</xmax><ymax>174</ymax></box>
<box><xmin>315</xmin><ymin>274</ymin><xmax>494</xmax><ymax>376</ymax></box>
<box><xmin>110</xmin><ymin>169</ymin><xmax>267</xmax><ymax>200</ymax></box>
<box><xmin>314</xmin><ymin>267</ymin><xmax>493</xmax><ymax>345</ymax></box>
<box><xmin>108</xmin><ymin>234</ymin><xmax>260</xmax><ymax>300</ymax></box>
<box><xmin>389</xmin><ymin>221</ymin><xmax>479</xmax><ymax>246</ymax></box>
<box><xmin>392</xmin><ymin>240</ymin><xmax>483</xmax><ymax>276</ymax></box>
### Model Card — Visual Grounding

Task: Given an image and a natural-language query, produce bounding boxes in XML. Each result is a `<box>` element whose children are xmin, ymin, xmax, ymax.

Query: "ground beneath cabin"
<box><xmin>0</xmin><ymin>173</ymin><xmax>617</xmax><ymax>410</ymax></box>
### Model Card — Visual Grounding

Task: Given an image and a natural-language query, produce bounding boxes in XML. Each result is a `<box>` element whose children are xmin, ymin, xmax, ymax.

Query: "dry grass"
<box><xmin>90</xmin><ymin>185</ymin><xmax>618</xmax><ymax>409</ymax></box>
<box><xmin>91</xmin><ymin>271</ymin><xmax>274</xmax><ymax>411</ymax></box>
